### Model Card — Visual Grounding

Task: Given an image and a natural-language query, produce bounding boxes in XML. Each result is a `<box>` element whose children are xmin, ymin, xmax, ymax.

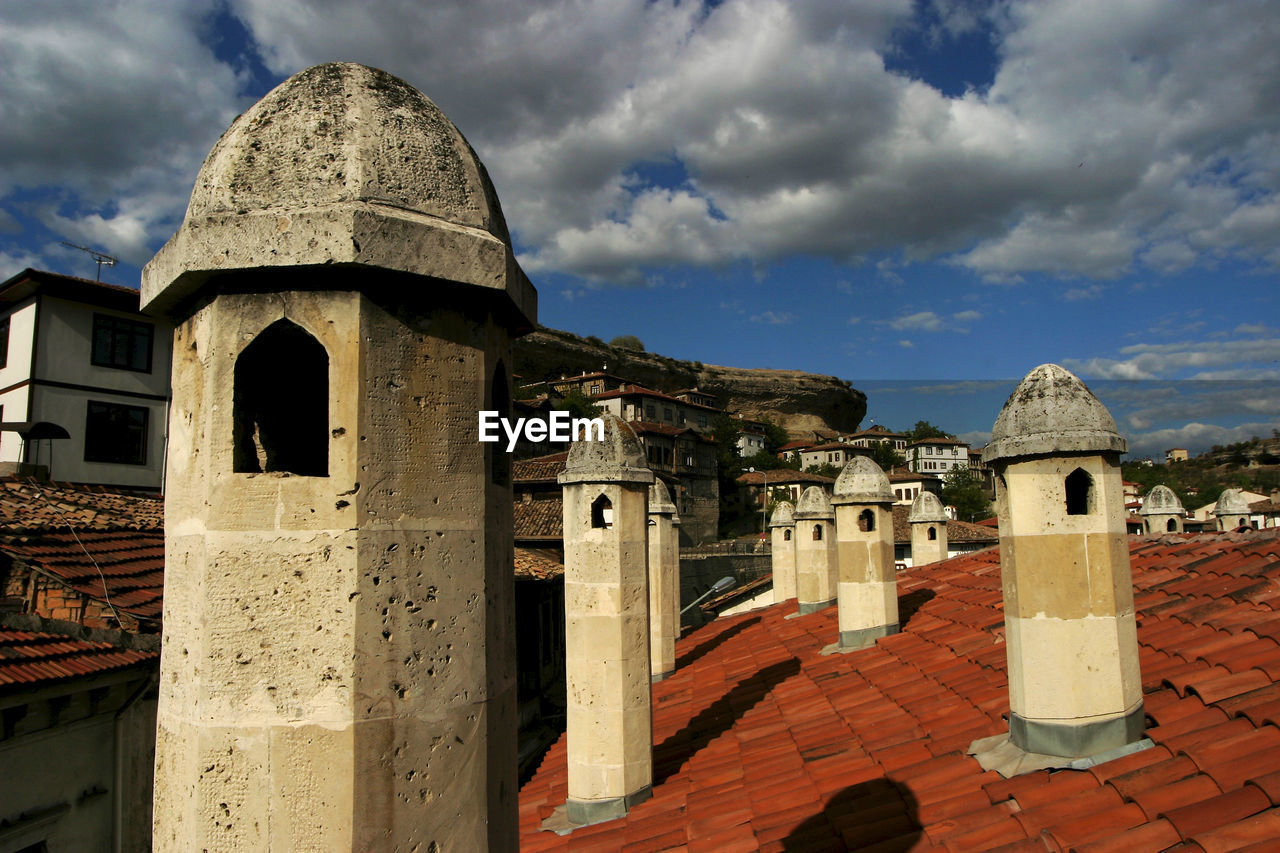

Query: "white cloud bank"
<box><xmin>3</xmin><ymin>0</ymin><xmax>1280</xmax><ymax>283</ymax></box>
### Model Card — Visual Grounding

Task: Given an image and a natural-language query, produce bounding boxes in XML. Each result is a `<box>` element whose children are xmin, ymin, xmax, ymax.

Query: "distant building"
<box><xmin>887</xmin><ymin>469</ymin><xmax>943</xmax><ymax>506</ymax></box>
<box><xmin>1166</xmin><ymin>447</ymin><xmax>1189</xmax><ymax>463</ymax></box>
<box><xmin>905</xmin><ymin>436</ymin><xmax>969</xmax><ymax>475</ymax></box>
<box><xmin>798</xmin><ymin>441</ymin><xmax>871</xmax><ymax>470</ymax></box>
<box><xmin>0</xmin><ymin>269</ymin><xmax>172</xmax><ymax>490</ymax></box>
<box><xmin>843</xmin><ymin>425</ymin><xmax>908</xmax><ymax>453</ymax></box>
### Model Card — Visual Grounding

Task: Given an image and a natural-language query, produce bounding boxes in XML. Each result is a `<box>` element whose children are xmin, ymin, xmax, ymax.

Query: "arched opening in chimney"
<box><xmin>1167</xmin><ymin>518</ymin><xmax>1178</xmax><ymax>532</ymax></box>
<box><xmin>591</xmin><ymin>494</ymin><xmax>613</xmax><ymax>529</ymax></box>
<box><xmin>927</xmin><ymin>526</ymin><xmax>937</xmax><ymax>541</ymax></box>
<box><xmin>233</xmin><ymin>319</ymin><xmax>328</xmax><ymax>476</ymax></box>
<box><xmin>783</xmin><ymin>529</ymin><xmax>792</xmax><ymax>541</ymax></box>
<box><xmin>1065</xmin><ymin>468</ymin><xmax>1093</xmax><ymax>515</ymax></box>
<box><xmin>858</xmin><ymin>509</ymin><xmax>875</xmax><ymax>532</ymax></box>
<box><xmin>812</xmin><ymin>524</ymin><xmax>822</xmax><ymax>541</ymax></box>
<box><xmin>490</xmin><ymin>360</ymin><xmax>510</xmax><ymax>486</ymax></box>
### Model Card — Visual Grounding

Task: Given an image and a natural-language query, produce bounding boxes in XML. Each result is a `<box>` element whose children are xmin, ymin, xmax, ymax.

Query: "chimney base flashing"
<box><xmin>821</xmin><ymin>623</ymin><xmax>900</xmax><ymax>655</ymax></box>
<box><xmin>1009</xmin><ymin>703</ymin><xmax>1144</xmax><ymax>758</ymax></box>
<box><xmin>969</xmin><ymin>729</ymin><xmax>1155</xmax><ymax>779</ymax></box>
<box><xmin>795</xmin><ymin>598</ymin><xmax>835</xmax><ymax>616</ymax></box>
<box><xmin>556</xmin><ymin>787</ymin><xmax>652</xmax><ymax>830</ymax></box>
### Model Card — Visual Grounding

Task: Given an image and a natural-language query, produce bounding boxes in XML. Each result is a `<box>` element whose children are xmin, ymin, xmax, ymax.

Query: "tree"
<box><xmin>804</xmin><ymin>463</ymin><xmax>841</xmax><ymax>479</ymax></box>
<box><xmin>553</xmin><ymin>389</ymin><xmax>601</xmax><ymax>421</ymax></box>
<box><xmin>867</xmin><ymin>442</ymin><xmax>905</xmax><ymax>471</ymax></box>
<box><xmin>942</xmin><ymin>465</ymin><xmax>991</xmax><ymax>523</ymax></box>
<box><xmin>760</xmin><ymin>419</ymin><xmax>790</xmax><ymax>455</ymax></box>
<box><xmin>609</xmin><ymin>334</ymin><xmax>645</xmax><ymax>351</ymax></box>
<box><xmin>905</xmin><ymin>420</ymin><xmax>952</xmax><ymax>443</ymax></box>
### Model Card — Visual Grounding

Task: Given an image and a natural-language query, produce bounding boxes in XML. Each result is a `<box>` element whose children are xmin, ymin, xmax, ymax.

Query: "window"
<box><xmin>92</xmin><ymin>313</ymin><xmax>154</xmax><ymax>372</ymax></box>
<box><xmin>783</xmin><ymin>529</ymin><xmax>792</xmax><ymax>541</ymax></box>
<box><xmin>646</xmin><ymin>404</ymin><xmax>656</xmax><ymax>420</ymax></box>
<box><xmin>1167</xmin><ymin>518</ymin><xmax>1178</xmax><ymax>532</ymax></box>
<box><xmin>927</xmin><ymin>526</ymin><xmax>937</xmax><ymax>541</ymax></box>
<box><xmin>698</xmin><ymin>414</ymin><xmax>708</xmax><ymax>428</ymax></box>
<box><xmin>0</xmin><ymin>315</ymin><xmax>9</xmax><ymax>369</ymax></box>
<box><xmin>664</xmin><ymin>407</ymin><xmax>673</xmax><ymax>422</ymax></box>
<box><xmin>812</xmin><ymin>524</ymin><xmax>822</xmax><ymax>541</ymax></box>
<box><xmin>591</xmin><ymin>494</ymin><xmax>613</xmax><ymax>529</ymax></box>
<box><xmin>233</xmin><ymin>319</ymin><xmax>328</xmax><ymax>476</ymax></box>
<box><xmin>858</xmin><ymin>509</ymin><xmax>875</xmax><ymax>532</ymax></box>
<box><xmin>1065</xmin><ymin>468</ymin><xmax>1092</xmax><ymax>515</ymax></box>
<box><xmin>85</xmin><ymin>401</ymin><xmax>148</xmax><ymax>465</ymax></box>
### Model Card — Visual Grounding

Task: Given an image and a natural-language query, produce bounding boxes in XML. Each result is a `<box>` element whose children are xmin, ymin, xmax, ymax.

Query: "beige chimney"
<box><xmin>908</xmin><ymin>491</ymin><xmax>949</xmax><ymax>565</ymax></box>
<box><xmin>985</xmin><ymin>364</ymin><xmax>1143</xmax><ymax>757</ymax></box>
<box><xmin>769</xmin><ymin>500</ymin><xmax>798</xmax><ymax>601</ymax></box>
<box><xmin>793</xmin><ymin>486</ymin><xmax>837</xmax><ymax>614</ymax></box>
<box><xmin>1140</xmin><ymin>484</ymin><xmax>1185</xmax><ymax>534</ymax></box>
<box><xmin>142</xmin><ymin>63</ymin><xmax>532</xmax><ymax>851</ymax></box>
<box><xmin>647</xmin><ymin>479</ymin><xmax>679</xmax><ymax>682</ymax></box>
<box><xmin>558</xmin><ymin>414</ymin><xmax>654</xmax><ymax>825</ymax></box>
<box><xmin>1215</xmin><ymin>488</ymin><xmax>1252</xmax><ymax>531</ymax></box>
<box><xmin>831</xmin><ymin>457</ymin><xmax>897</xmax><ymax>650</ymax></box>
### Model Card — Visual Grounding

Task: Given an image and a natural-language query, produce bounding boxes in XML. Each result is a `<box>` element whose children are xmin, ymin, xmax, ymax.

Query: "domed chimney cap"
<box><xmin>1214</xmin><ymin>488</ymin><xmax>1252</xmax><ymax>517</ymax></box>
<box><xmin>794</xmin><ymin>486</ymin><xmax>835</xmax><ymax>520</ymax></box>
<box><xmin>908</xmin><ymin>491</ymin><xmax>948</xmax><ymax>523</ymax></box>
<box><xmin>648</xmin><ymin>479</ymin><xmax>676</xmax><ymax>516</ymax></box>
<box><xmin>985</xmin><ymin>364</ymin><xmax>1126</xmax><ymax>464</ymax></box>
<box><xmin>142</xmin><ymin>62</ymin><xmax>535</xmax><ymax>326</ymax></box>
<box><xmin>559</xmin><ymin>414</ymin><xmax>653</xmax><ymax>486</ymax></box>
<box><xmin>1141</xmin><ymin>484</ymin><xmax>1184</xmax><ymax>515</ymax></box>
<box><xmin>769</xmin><ymin>500</ymin><xmax>796</xmax><ymax>528</ymax></box>
<box><xmin>832</xmin><ymin>456</ymin><xmax>894</xmax><ymax>504</ymax></box>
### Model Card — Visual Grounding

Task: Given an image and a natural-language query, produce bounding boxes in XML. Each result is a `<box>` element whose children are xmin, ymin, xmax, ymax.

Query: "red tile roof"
<box><xmin>0</xmin><ymin>623</ymin><xmax>156</xmax><ymax>693</ymax></box>
<box><xmin>515</xmin><ymin>548</ymin><xmax>565</xmax><ymax>581</ymax></box>
<box><xmin>0</xmin><ymin>477</ymin><xmax>163</xmax><ymax>530</ymax></box>
<box><xmin>736</xmin><ymin>470</ymin><xmax>835</xmax><ymax>487</ymax></box>
<box><xmin>0</xmin><ymin>529</ymin><xmax>165</xmax><ymax>621</ymax></box>
<box><xmin>515</xmin><ymin>498</ymin><xmax>564</xmax><ymax>540</ymax></box>
<box><xmin>519</xmin><ymin>529</ymin><xmax>1280</xmax><ymax>852</ymax></box>
<box><xmin>593</xmin><ymin>386</ymin><xmax>721</xmax><ymax>411</ymax></box>
<box><xmin>514</xmin><ymin>452</ymin><xmax>570</xmax><ymax>483</ymax></box>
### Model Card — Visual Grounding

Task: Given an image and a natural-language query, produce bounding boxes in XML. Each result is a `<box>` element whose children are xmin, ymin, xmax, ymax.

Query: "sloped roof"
<box><xmin>890</xmin><ymin>505</ymin><xmax>998</xmax><ymax>545</ymax></box>
<box><xmin>514</xmin><ymin>548</ymin><xmax>565</xmax><ymax>581</ymax></box>
<box><xmin>515</xmin><ymin>498</ymin><xmax>564</xmax><ymax>540</ymax></box>
<box><xmin>514</xmin><ymin>452</ymin><xmax>570</xmax><ymax>483</ymax></box>
<box><xmin>0</xmin><ymin>478</ymin><xmax>163</xmax><ymax>530</ymax></box>
<box><xmin>737</xmin><ymin>470</ymin><xmax>835</xmax><ymax>487</ymax></box>
<box><xmin>0</xmin><ymin>624</ymin><xmax>155</xmax><ymax>694</ymax></box>
<box><xmin>0</xmin><ymin>529</ymin><xmax>165</xmax><ymax>620</ymax></box>
<box><xmin>520</xmin><ymin>530</ymin><xmax>1280</xmax><ymax>852</ymax></box>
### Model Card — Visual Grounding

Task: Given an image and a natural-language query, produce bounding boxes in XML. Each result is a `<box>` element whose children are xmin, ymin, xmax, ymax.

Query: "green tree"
<box><xmin>942</xmin><ymin>465</ymin><xmax>991</xmax><ymax>523</ymax></box>
<box><xmin>905</xmin><ymin>420</ymin><xmax>953</xmax><ymax>442</ymax></box>
<box><xmin>553</xmin><ymin>389</ymin><xmax>601</xmax><ymax>421</ymax></box>
<box><xmin>609</xmin><ymin>334</ymin><xmax>645</xmax><ymax>351</ymax></box>
<box><xmin>867</xmin><ymin>442</ymin><xmax>905</xmax><ymax>471</ymax></box>
<box><xmin>760</xmin><ymin>419</ymin><xmax>790</xmax><ymax>455</ymax></box>
<box><xmin>803</xmin><ymin>463</ymin><xmax>841</xmax><ymax>479</ymax></box>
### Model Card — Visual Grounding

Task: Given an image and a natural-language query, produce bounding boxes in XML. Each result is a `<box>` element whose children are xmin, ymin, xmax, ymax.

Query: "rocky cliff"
<box><xmin>513</xmin><ymin>327</ymin><xmax>866</xmax><ymax>439</ymax></box>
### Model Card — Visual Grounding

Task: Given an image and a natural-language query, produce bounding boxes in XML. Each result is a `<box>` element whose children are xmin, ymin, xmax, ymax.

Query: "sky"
<box><xmin>2</xmin><ymin>0</ymin><xmax>1278</xmax><ymax>460</ymax></box>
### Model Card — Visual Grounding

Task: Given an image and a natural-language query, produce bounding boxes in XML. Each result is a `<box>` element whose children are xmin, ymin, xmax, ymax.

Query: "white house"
<box><xmin>0</xmin><ymin>269</ymin><xmax>172</xmax><ymax>490</ymax></box>
<box><xmin>905</xmin><ymin>437</ymin><xmax>969</xmax><ymax>476</ymax></box>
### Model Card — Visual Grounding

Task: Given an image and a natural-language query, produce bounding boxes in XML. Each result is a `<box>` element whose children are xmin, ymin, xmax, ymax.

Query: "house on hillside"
<box><xmin>888</xmin><ymin>469</ymin><xmax>943</xmax><ymax>506</ymax></box>
<box><xmin>906</xmin><ymin>436</ymin><xmax>970</xmax><ymax>475</ymax></box>
<box><xmin>0</xmin><ymin>269</ymin><xmax>172</xmax><ymax>491</ymax></box>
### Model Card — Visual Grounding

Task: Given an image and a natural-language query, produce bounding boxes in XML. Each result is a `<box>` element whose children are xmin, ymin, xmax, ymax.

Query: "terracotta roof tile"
<box><xmin>520</xmin><ymin>529</ymin><xmax>1280</xmax><ymax>851</ymax></box>
<box><xmin>515</xmin><ymin>497</ymin><xmax>563</xmax><ymax>540</ymax></box>
<box><xmin>0</xmin><ymin>625</ymin><xmax>155</xmax><ymax>691</ymax></box>
<box><xmin>0</xmin><ymin>477</ymin><xmax>162</xmax><ymax>531</ymax></box>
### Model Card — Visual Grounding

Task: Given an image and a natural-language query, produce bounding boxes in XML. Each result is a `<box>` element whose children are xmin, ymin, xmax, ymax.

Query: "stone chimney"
<box><xmin>908</xmin><ymin>491</ymin><xmax>948</xmax><ymax>565</ymax></box>
<box><xmin>1141</xmin><ymin>484</ymin><xmax>1185</xmax><ymax>533</ymax></box>
<box><xmin>831</xmin><ymin>457</ymin><xmax>897</xmax><ymax>650</ymax></box>
<box><xmin>984</xmin><ymin>364</ymin><xmax>1143</xmax><ymax>758</ymax></box>
<box><xmin>769</xmin><ymin>500</ymin><xmax>798</xmax><ymax>602</ymax></box>
<box><xmin>1215</xmin><ymin>488</ymin><xmax>1253</xmax><ymax>531</ymax></box>
<box><xmin>793</xmin><ymin>486</ymin><xmax>837</xmax><ymax>615</ymax></box>
<box><xmin>142</xmin><ymin>63</ymin><xmax>534</xmax><ymax>851</ymax></box>
<box><xmin>558</xmin><ymin>414</ymin><xmax>654</xmax><ymax>825</ymax></box>
<box><xmin>647</xmin><ymin>479</ymin><xmax>679</xmax><ymax>682</ymax></box>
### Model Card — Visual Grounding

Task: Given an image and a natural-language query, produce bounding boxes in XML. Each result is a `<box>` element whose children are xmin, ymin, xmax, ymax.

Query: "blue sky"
<box><xmin>2</xmin><ymin>0</ymin><xmax>1278</xmax><ymax>459</ymax></box>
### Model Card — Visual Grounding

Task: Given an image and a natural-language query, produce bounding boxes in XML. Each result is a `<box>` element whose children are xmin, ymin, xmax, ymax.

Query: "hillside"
<box><xmin>512</xmin><ymin>327</ymin><xmax>867</xmax><ymax>438</ymax></box>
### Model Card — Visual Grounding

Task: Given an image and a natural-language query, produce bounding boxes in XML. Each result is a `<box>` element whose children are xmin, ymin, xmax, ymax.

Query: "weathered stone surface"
<box><xmin>985</xmin><ymin>364</ymin><xmax>1126</xmax><ymax>463</ymax></box>
<box><xmin>832</xmin><ymin>456</ymin><xmax>895</xmax><ymax>505</ymax></box>
<box><xmin>794</xmin><ymin>485</ymin><xmax>835</xmax><ymax>520</ymax></box>
<box><xmin>769</xmin><ymin>500</ymin><xmax>795</xmax><ymax>528</ymax></box>
<box><xmin>143</xmin><ymin>62</ymin><xmax>534</xmax><ymax>327</ymax></box>
<box><xmin>907</xmin><ymin>491</ymin><xmax>947</xmax><ymax>523</ymax></box>
<box><xmin>560</xmin><ymin>414</ymin><xmax>652</xmax><ymax>486</ymax></box>
<box><xmin>648</xmin><ymin>480</ymin><xmax>679</xmax><ymax>681</ymax></box>
<box><xmin>513</xmin><ymin>326</ymin><xmax>866</xmax><ymax>437</ymax></box>
<box><xmin>1215</xmin><ymin>488</ymin><xmax>1252</xmax><ymax>516</ymax></box>
<box><xmin>794</xmin><ymin>487</ymin><xmax>836</xmax><ymax>614</ymax></box>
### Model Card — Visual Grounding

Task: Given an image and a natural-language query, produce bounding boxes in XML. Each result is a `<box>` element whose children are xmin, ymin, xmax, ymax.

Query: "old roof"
<box><xmin>1217</xmin><ymin>489</ymin><xmax>1254</xmax><ymax>517</ymax></box>
<box><xmin>515</xmin><ymin>452</ymin><xmax>570</xmax><ymax>483</ymax></box>
<box><xmin>559</xmin><ymin>414</ymin><xmax>652</xmax><ymax>485</ymax></box>
<box><xmin>520</xmin><ymin>529</ymin><xmax>1280</xmax><ymax>852</ymax></box>
<box><xmin>0</xmin><ymin>529</ymin><xmax>165</xmax><ymax>620</ymax></box>
<box><xmin>908</xmin><ymin>492</ymin><xmax>948</xmax><ymax>524</ymax></box>
<box><xmin>514</xmin><ymin>548</ymin><xmax>565</xmax><ymax>582</ymax></box>
<box><xmin>0</xmin><ymin>268</ymin><xmax>142</xmax><ymax>311</ymax></box>
<box><xmin>769</xmin><ymin>501</ymin><xmax>796</xmax><ymax>528</ymax></box>
<box><xmin>889</xmin><ymin>506</ymin><xmax>998</xmax><ymax>545</ymax></box>
<box><xmin>593</xmin><ymin>386</ymin><xmax>721</xmax><ymax>412</ymax></box>
<box><xmin>736</xmin><ymin>470</ymin><xmax>835</xmax><ymax>487</ymax></box>
<box><xmin>794</xmin><ymin>486</ymin><xmax>835</xmax><ymax>520</ymax></box>
<box><xmin>1143</xmin><ymin>485</ymin><xmax>1186</xmax><ymax>515</ymax></box>
<box><xmin>515</xmin><ymin>498</ymin><xmax>564</xmax><ymax>540</ymax></box>
<box><xmin>0</xmin><ymin>623</ymin><xmax>156</xmax><ymax>694</ymax></box>
<box><xmin>0</xmin><ymin>478</ymin><xmax>163</xmax><ymax>531</ymax></box>
<box><xmin>833</xmin><ymin>457</ymin><xmax>895</xmax><ymax>504</ymax></box>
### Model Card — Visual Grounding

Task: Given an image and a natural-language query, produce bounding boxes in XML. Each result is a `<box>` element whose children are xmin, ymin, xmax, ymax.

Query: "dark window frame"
<box><xmin>0</xmin><ymin>314</ymin><xmax>10</xmax><ymax>370</ymax></box>
<box><xmin>91</xmin><ymin>313</ymin><xmax>154</xmax><ymax>373</ymax></box>
<box><xmin>84</xmin><ymin>400</ymin><xmax>148</xmax><ymax>466</ymax></box>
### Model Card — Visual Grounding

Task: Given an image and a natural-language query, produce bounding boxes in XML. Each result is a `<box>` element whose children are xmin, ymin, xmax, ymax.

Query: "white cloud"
<box><xmin>1062</xmin><ymin>284</ymin><xmax>1106</xmax><ymax>301</ymax></box>
<box><xmin>750</xmin><ymin>311</ymin><xmax>795</xmax><ymax>325</ymax></box>
<box><xmin>890</xmin><ymin>311</ymin><xmax>942</xmax><ymax>332</ymax></box>
<box><xmin>898</xmin><ymin>339</ymin><xmax>915</xmax><ymax>348</ymax></box>
<box><xmin>1126</xmin><ymin>420</ymin><xmax>1280</xmax><ymax>461</ymax></box>
<box><xmin>4</xmin><ymin>0</ymin><xmax>1280</xmax><ymax>287</ymax></box>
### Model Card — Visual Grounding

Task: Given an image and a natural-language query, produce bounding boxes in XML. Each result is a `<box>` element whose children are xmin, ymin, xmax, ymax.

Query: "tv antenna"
<box><xmin>59</xmin><ymin>241</ymin><xmax>118</xmax><ymax>281</ymax></box>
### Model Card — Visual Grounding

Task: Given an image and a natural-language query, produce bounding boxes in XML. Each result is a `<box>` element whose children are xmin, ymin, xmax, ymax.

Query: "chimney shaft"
<box><xmin>793</xmin><ymin>486</ymin><xmax>837</xmax><ymax>615</ymax></box>
<box><xmin>769</xmin><ymin>501</ymin><xmax>798</xmax><ymax>602</ymax></box>
<box><xmin>831</xmin><ymin>457</ymin><xmax>898</xmax><ymax>650</ymax></box>
<box><xmin>647</xmin><ymin>480</ymin><xmax>679</xmax><ymax>682</ymax></box>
